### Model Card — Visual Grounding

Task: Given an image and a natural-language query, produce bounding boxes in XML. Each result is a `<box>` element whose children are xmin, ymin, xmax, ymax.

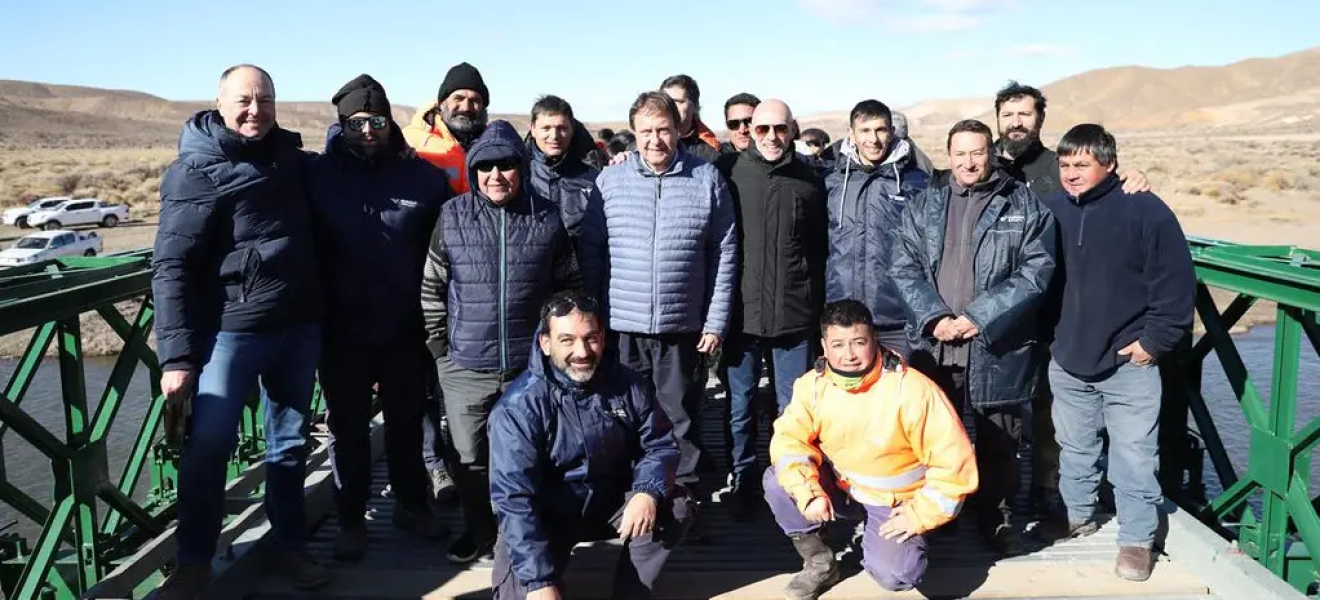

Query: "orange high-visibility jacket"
<box><xmin>770</xmin><ymin>354</ymin><xmax>979</xmax><ymax>533</ymax></box>
<box><xmin>403</xmin><ymin>101</ymin><xmax>468</xmax><ymax>195</ymax></box>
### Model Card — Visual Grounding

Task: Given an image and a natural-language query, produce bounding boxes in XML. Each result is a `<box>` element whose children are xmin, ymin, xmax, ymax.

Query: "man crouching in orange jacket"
<box><xmin>764</xmin><ymin>300</ymin><xmax>979</xmax><ymax>599</ymax></box>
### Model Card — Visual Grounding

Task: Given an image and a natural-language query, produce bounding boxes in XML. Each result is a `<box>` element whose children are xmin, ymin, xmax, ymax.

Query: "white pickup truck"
<box><xmin>25</xmin><ymin>199</ymin><xmax>129</xmax><ymax>231</ymax></box>
<box><xmin>0</xmin><ymin>230</ymin><xmax>103</xmax><ymax>267</ymax></box>
<box><xmin>2</xmin><ymin>197</ymin><xmax>71</xmax><ymax>228</ymax></box>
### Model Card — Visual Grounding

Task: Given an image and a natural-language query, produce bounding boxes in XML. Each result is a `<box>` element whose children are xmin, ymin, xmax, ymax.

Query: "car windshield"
<box><xmin>14</xmin><ymin>237</ymin><xmax>49</xmax><ymax>250</ymax></box>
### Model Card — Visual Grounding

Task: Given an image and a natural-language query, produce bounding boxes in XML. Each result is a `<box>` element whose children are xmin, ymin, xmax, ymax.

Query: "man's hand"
<box><xmin>802</xmin><ymin>496</ymin><xmax>834</xmax><ymax>523</ymax></box>
<box><xmin>696</xmin><ymin>333</ymin><xmax>722</xmax><ymax>354</ymax></box>
<box><xmin>877</xmin><ymin>504</ymin><xmax>919</xmax><ymax>543</ymax></box>
<box><xmin>950</xmin><ymin>316</ymin><xmax>980</xmax><ymax>340</ymax></box>
<box><xmin>1117</xmin><ymin>169</ymin><xmax>1151</xmax><ymax>194</ymax></box>
<box><xmin>1118</xmin><ymin>340</ymin><xmax>1154</xmax><ymax>366</ymax></box>
<box><xmin>610</xmin><ymin>150</ymin><xmax>634</xmax><ymax>166</ymax></box>
<box><xmin>932</xmin><ymin>317</ymin><xmax>960</xmax><ymax>342</ymax></box>
<box><xmin>617</xmin><ymin>493</ymin><xmax>658</xmax><ymax>540</ymax></box>
<box><xmin>527</xmin><ymin>586</ymin><xmax>564</xmax><ymax>600</ymax></box>
<box><xmin>161</xmin><ymin>370</ymin><xmax>196</xmax><ymax>448</ymax></box>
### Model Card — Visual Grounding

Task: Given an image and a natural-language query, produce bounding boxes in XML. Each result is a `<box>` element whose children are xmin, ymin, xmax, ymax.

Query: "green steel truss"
<box><xmin>0</xmin><ymin>240</ymin><xmax>1317</xmax><ymax>597</ymax></box>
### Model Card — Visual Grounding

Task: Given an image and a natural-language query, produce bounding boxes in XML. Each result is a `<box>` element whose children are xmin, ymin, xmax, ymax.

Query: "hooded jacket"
<box><xmin>891</xmin><ymin>175</ymin><xmax>1057</xmax><ymax>408</ymax></box>
<box><xmin>489</xmin><ymin>345</ymin><xmax>679</xmax><ymax>593</ymax></box>
<box><xmin>771</xmin><ymin>352</ymin><xmax>978</xmax><ymax>534</ymax></box>
<box><xmin>152</xmin><ymin>110</ymin><xmax>321</xmax><ymax>371</ymax></box>
<box><xmin>579</xmin><ymin>147</ymin><xmax>738</xmax><ymax>337</ymax></box>
<box><xmin>402</xmin><ymin>100</ymin><xmax>472</xmax><ymax>195</ymax></box>
<box><xmin>824</xmin><ymin>139</ymin><xmax>930</xmax><ymax>328</ymax></box>
<box><xmin>526</xmin><ymin>120</ymin><xmax>603</xmax><ymax>240</ymax></box>
<box><xmin>308</xmin><ymin>121</ymin><xmax>451</xmax><ymax>346</ymax></box>
<box><xmin>420</xmin><ymin>121</ymin><xmax>581</xmax><ymax>372</ymax></box>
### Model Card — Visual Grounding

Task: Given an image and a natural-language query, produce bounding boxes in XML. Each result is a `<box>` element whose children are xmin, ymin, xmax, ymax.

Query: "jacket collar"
<box><xmin>1069</xmin><ymin>173</ymin><xmax>1122</xmax><ymax>206</ymax></box>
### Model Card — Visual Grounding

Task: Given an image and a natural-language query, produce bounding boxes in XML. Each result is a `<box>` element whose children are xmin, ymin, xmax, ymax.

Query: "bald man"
<box><xmin>153</xmin><ymin>64</ymin><xmax>329</xmax><ymax>599</ymax></box>
<box><xmin>715</xmin><ymin>99</ymin><xmax>828</xmax><ymax>520</ymax></box>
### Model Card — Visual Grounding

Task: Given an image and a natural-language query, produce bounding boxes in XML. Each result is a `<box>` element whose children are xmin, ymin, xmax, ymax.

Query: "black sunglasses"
<box><xmin>726</xmin><ymin>117</ymin><xmax>753</xmax><ymax>130</ymax></box>
<box><xmin>345</xmin><ymin>115</ymin><xmax>389</xmax><ymax>131</ymax></box>
<box><xmin>754</xmin><ymin>123</ymin><xmax>790</xmax><ymax>137</ymax></box>
<box><xmin>474</xmin><ymin>157</ymin><xmax>520</xmax><ymax>173</ymax></box>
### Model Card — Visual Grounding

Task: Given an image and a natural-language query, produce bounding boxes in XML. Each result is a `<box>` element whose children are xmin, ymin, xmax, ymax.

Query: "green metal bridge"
<box><xmin>0</xmin><ymin>238</ymin><xmax>1316</xmax><ymax>599</ymax></box>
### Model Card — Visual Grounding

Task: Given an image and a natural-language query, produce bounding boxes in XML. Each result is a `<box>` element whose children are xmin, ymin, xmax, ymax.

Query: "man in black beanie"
<box><xmin>308</xmin><ymin>73</ymin><xmax>454</xmax><ymax>561</ymax></box>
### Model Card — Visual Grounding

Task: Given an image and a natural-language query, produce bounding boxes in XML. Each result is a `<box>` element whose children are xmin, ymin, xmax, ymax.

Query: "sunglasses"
<box><xmin>754</xmin><ymin>124</ymin><xmax>790</xmax><ymax>137</ymax></box>
<box><xmin>543</xmin><ymin>292</ymin><xmax>599</xmax><ymax>319</ymax></box>
<box><xmin>726</xmin><ymin>117</ymin><xmax>753</xmax><ymax>130</ymax></box>
<box><xmin>474</xmin><ymin>157</ymin><xmax>520</xmax><ymax>173</ymax></box>
<box><xmin>345</xmin><ymin>115</ymin><xmax>389</xmax><ymax>131</ymax></box>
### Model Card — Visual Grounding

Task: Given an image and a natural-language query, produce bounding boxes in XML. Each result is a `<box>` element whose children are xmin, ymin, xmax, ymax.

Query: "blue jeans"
<box><xmin>1048</xmin><ymin>360</ymin><xmax>1162</xmax><ymax>548</ymax></box>
<box><xmin>722</xmin><ymin>333</ymin><xmax>812</xmax><ymax>485</ymax></box>
<box><xmin>175</xmin><ymin>323</ymin><xmax>321</xmax><ymax>565</ymax></box>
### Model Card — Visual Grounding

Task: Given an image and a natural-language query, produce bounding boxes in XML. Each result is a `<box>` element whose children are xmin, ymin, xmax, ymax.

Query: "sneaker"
<box><xmin>429</xmin><ymin>466</ymin><xmax>458</xmax><ymax>504</ymax></box>
<box><xmin>1115</xmin><ymin>546</ymin><xmax>1153</xmax><ymax>582</ymax></box>
<box><xmin>271</xmin><ymin>550</ymin><xmax>330</xmax><ymax>591</ymax></box>
<box><xmin>391</xmin><ymin>504</ymin><xmax>449</xmax><ymax>540</ymax></box>
<box><xmin>156</xmin><ymin>563</ymin><xmax>210</xmax><ymax>600</ymax></box>
<box><xmin>333</xmin><ymin>522</ymin><xmax>368</xmax><ymax>561</ymax></box>
<box><xmin>447</xmin><ymin>531</ymin><xmax>495</xmax><ymax>565</ymax></box>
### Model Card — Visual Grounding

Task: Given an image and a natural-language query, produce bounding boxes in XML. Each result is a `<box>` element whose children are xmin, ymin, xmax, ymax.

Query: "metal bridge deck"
<box><xmin>244</xmin><ymin>379</ymin><xmax>1220</xmax><ymax>600</ymax></box>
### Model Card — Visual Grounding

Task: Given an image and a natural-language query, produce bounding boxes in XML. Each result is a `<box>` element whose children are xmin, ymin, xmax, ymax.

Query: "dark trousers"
<box><xmin>436</xmin><ymin>354</ymin><xmax>516</xmax><ymax>542</ymax></box>
<box><xmin>615</xmin><ymin>332</ymin><xmax>705</xmax><ymax>488</ymax></box>
<box><xmin>321</xmin><ymin>339</ymin><xmax>430</xmax><ymax>523</ymax></box>
<box><xmin>875</xmin><ymin>324</ymin><xmax>912</xmax><ymax>362</ymax></box>
<box><xmin>720</xmin><ymin>333</ymin><xmax>812</xmax><ymax>486</ymax></box>
<box><xmin>491</xmin><ymin>491</ymin><xmax>696</xmax><ymax>599</ymax></box>
<box><xmin>421</xmin><ymin>363</ymin><xmax>446</xmax><ymax>472</ymax></box>
<box><xmin>928</xmin><ymin>365</ymin><xmax>1024</xmax><ymax>532</ymax></box>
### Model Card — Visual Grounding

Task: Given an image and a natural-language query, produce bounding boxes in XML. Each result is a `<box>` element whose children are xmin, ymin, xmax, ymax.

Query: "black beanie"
<box><xmin>437</xmin><ymin>62</ymin><xmax>489</xmax><ymax>105</ymax></box>
<box><xmin>332</xmin><ymin>74</ymin><xmax>392</xmax><ymax>119</ymax></box>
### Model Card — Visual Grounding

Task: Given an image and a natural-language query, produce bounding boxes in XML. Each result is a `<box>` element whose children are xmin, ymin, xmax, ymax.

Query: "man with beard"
<box><xmin>720</xmin><ymin>92</ymin><xmax>760</xmax><ymax>155</ymax></box>
<box><xmin>488</xmin><ymin>291</ymin><xmax>695</xmax><ymax>600</ymax></box>
<box><xmin>307</xmin><ymin>74</ymin><xmax>452</xmax><ymax>560</ymax></box>
<box><xmin>765</xmin><ymin>300</ymin><xmax>977</xmax><ymax>599</ymax></box>
<box><xmin>891</xmin><ymin>119</ymin><xmax>1056</xmax><ymax>555</ymax></box>
<box><xmin>403</xmin><ymin>61</ymin><xmax>491</xmax><ymax>499</ymax></box>
<box><xmin>824</xmin><ymin>100</ymin><xmax>929</xmax><ymax>359</ymax></box>
<box><xmin>421</xmin><ymin>120</ymin><xmax>580</xmax><ymax>564</ymax></box>
<box><xmin>526</xmin><ymin>95</ymin><xmax>604</xmax><ymax>241</ymax></box>
<box><xmin>717</xmin><ymin>99</ymin><xmax>827</xmax><ymax>520</ymax></box>
<box><xmin>659</xmin><ymin>74</ymin><xmax>723</xmax><ymax>164</ymax></box>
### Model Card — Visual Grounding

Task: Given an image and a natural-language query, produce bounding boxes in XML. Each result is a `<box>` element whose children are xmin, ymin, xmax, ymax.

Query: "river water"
<box><xmin>1</xmin><ymin>326</ymin><xmax>1317</xmax><ymax>543</ymax></box>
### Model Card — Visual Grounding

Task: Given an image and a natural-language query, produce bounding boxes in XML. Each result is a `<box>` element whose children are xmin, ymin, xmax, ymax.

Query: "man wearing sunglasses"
<box><xmin>720</xmin><ymin>92</ymin><xmax>760</xmax><ymax>155</ymax></box>
<box><xmin>714</xmin><ymin>99</ymin><xmax>827</xmax><ymax>521</ymax></box>
<box><xmin>306</xmin><ymin>74</ymin><xmax>453</xmax><ymax>561</ymax></box>
<box><xmin>422</xmin><ymin>120</ymin><xmax>581</xmax><ymax>565</ymax></box>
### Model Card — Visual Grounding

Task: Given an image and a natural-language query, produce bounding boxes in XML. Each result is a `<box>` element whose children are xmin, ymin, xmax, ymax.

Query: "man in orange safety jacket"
<box><xmin>402</xmin><ymin>62</ymin><xmax>490</xmax><ymax>195</ymax></box>
<box><xmin>764</xmin><ymin>299</ymin><xmax>978</xmax><ymax>599</ymax></box>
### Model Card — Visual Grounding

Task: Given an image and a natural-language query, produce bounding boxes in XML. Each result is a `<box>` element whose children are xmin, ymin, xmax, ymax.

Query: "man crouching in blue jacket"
<box><xmin>489</xmin><ymin>291</ymin><xmax>696</xmax><ymax>600</ymax></box>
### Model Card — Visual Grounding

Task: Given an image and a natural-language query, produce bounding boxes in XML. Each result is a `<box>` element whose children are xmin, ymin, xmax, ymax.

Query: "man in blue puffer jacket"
<box><xmin>489</xmin><ymin>290</ymin><xmax>694</xmax><ymax>600</ymax></box>
<box><xmin>420</xmin><ymin>119</ymin><xmax>581</xmax><ymax>564</ymax></box>
<box><xmin>824</xmin><ymin>100</ymin><xmax>930</xmax><ymax>358</ymax></box>
<box><xmin>306</xmin><ymin>74</ymin><xmax>452</xmax><ymax>560</ymax></box>
<box><xmin>151</xmin><ymin>64</ymin><xmax>326</xmax><ymax>599</ymax></box>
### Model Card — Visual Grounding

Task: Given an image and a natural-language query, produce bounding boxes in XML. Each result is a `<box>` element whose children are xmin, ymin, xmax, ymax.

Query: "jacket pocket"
<box><xmin>218</xmin><ymin>247</ymin><xmax>262</xmax><ymax>302</ymax></box>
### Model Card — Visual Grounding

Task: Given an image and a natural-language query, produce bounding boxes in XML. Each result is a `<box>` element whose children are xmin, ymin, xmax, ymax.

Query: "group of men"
<box><xmin>150</xmin><ymin>62</ymin><xmax>1196</xmax><ymax>600</ymax></box>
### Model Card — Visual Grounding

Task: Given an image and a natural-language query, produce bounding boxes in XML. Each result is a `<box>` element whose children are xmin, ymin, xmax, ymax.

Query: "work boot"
<box><xmin>784</xmin><ymin>531</ymin><xmax>840</xmax><ymax>600</ymax></box>
<box><xmin>333</xmin><ymin>522</ymin><xmax>368</xmax><ymax>561</ymax></box>
<box><xmin>1115</xmin><ymin>546</ymin><xmax>1153</xmax><ymax>582</ymax></box>
<box><xmin>392</xmin><ymin>503</ymin><xmax>449</xmax><ymax>540</ymax></box>
<box><xmin>429</xmin><ymin>466</ymin><xmax>458</xmax><ymax>505</ymax></box>
<box><xmin>156</xmin><ymin>563</ymin><xmax>210</xmax><ymax>600</ymax></box>
<box><xmin>1034</xmin><ymin>518</ymin><xmax>1100</xmax><ymax>543</ymax></box>
<box><xmin>271</xmin><ymin>550</ymin><xmax>330</xmax><ymax>591</ymax></box>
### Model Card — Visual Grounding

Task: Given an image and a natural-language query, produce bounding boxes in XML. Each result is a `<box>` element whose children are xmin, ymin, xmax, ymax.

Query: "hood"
<box><xmin>524</xmin><ymin>333</ymin><xmax>622</xmax><ymax>396</ymax></box>
<box><xmin>177</xmin><ymin>110</ymin><xmax>301</xmax><ymax>162</ymax></box>
<box><xmin>3</xmin><ymin>207</ymin><xmax>31</xmax><ymax>217</ymax></box>
<box><xmin>464</xmin><ymin>120</ymin><xmax>532</xmax><ymax>205</ymax></box>
<box><xmin>0</xmin><ymin>248</ymin><xmax>42</xmax><ymax>260</ymax></box>
<box><xmin>838</xmin><ymin>137</ymin><xmax>912</xmax><ymax>173</ymax></box>
<box><xmin>524</xmin><ymin>118</ymin><xmax>601</xmax><ymax>171</ymax></box>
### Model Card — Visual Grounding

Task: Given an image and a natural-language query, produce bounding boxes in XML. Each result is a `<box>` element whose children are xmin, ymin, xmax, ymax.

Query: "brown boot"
<box><xmin>784</xmin><ymin>531</ymin><xmax>840</xmax><ymax>600</ymax></box>
<box><xmin>1115</xmin><ymin>546</ymin><xmax>1153</xmax><ymax>582</ymax></box>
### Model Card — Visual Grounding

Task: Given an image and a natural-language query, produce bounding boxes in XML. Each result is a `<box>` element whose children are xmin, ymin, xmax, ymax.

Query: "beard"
<box><xmin>552</xmin><ymin>353</ymin><xmax>599</xmax><ymax>384</ymax></box>
<box><xmin>442</xmin><ymin>105</ymin><xmax>489</xmax><ymax>137</ymax></box>
<box><xmin>999</xmin><ymin>125</ymin><xmax>1040</xmax><ymax>158</ymax></box>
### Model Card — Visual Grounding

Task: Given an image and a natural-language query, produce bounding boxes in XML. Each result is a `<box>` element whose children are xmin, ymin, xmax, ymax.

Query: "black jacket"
<box><xmin>526</xmin><ymin>122</ymin><xmax>602</xmax><ymax>240</ymax></box>
<box><xmin>891</xmin><ymin>176</ymin><xmax>1057</xmax><ymax>407</ymax></box>
<box><xmin>152</xmin><ymin>110</ymin><xmax>321</xmax><ymax>371</ymax></box>
<box><xmin>308</xmin><ymin>124</ymin><xmax>451</xmax><ymax>346</ymax></box>
<box><xmin>722</xmin><ymin>149</ymin><xmax>828</xmax><ymax>338</ymax></box>
<box><xmin>1041</xmin><ymin>174</ymin><xmax>1195</xmax><ymax>378</ymax></box>
<box><xmin>932</xmin><ymin>140</ymin><xmax>1061</xmax><ymax>195</ymax></box>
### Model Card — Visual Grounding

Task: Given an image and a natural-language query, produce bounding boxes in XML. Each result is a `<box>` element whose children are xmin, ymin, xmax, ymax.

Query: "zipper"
<box><xmin>651</xmin><ymin>175</ymin><xmax>661</xmax><ymax>332</ymax></box>
<box><xmin>499</xmin><ymin>209</ymin><xmax>508</xmax><ymax>372</ymax></box>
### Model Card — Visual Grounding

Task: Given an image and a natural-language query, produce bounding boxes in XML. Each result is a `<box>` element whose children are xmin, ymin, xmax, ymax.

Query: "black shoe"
<box><xmin>981</xmin><ymin>523</ymin><xmax>1022</xmax><ymax>556</ymax></box>
<box><xmin>724</xmin><ymin>483</ymin><xmax>761</xmax><ymax>522</ymax></box>
<box><xmin>682</xmin><ymin>512</ymin><xmax>710</xmax><ymax>545</ymax></box>
<box><xmin>447</xmin><ymin>531</ymin><xmax>495</xmax><ymax>565</ymax></box>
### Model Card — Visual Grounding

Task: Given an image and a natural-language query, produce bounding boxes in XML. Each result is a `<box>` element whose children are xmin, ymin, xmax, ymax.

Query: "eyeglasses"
<box><xmin>345</xmin><ymin>115</ymin><xmax>389</xmax><ymax>131</ymax></box>
<box><xmin>754</xmin><ymin>124</ymin><xmax>790</xmax><ymax>137</ymax></box>
<box><xmin>726</xmin><ymin>117</ymin><xmax>753</xmax><ymax>131</ymax></box>
<box><xmin>474</xmin><ymin>158</ymin><xmax>520</xmax><ymax>173</ymax></box>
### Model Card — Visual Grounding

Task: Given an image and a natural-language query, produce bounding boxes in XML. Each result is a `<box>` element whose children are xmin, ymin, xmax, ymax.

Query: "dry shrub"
<box><xmin>1261</xmin><ymin>170</ymin><xmax>1294</xmax><ymax>192</ymax></box>
<box><xmin>56</xmin><ymin>172</ymin><xmax>81</xmax><ymax>194</ymax></box>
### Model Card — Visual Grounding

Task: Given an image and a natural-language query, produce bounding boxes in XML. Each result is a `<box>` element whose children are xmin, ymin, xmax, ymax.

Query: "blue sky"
<box><xmin>1</xmin><ymin>0</ymin><xmax>1316</xmax><ymax>121</ymax></box>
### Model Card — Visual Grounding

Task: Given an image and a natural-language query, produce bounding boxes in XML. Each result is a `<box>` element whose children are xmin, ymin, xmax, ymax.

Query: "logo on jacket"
<box><xmin>608</xmin><ymin>406</ymin><xmax>630</xmax><ymax>421</ymax></box>
<box><xmin>999</xmin><ymin>215</ymin><xmax>1025</xmax><ymax>223</ymax></box>
<box><xmin>392</xmin><ymin>198</ymin><xmax>420</xmax><ymax>209</ymax></box>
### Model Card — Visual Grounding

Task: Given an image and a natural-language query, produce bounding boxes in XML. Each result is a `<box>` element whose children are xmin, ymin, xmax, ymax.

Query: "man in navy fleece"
<box><xmin>1040</xmin><ymin>124</ymin><xmax>1195</xmax><ymax>583</ymax></box>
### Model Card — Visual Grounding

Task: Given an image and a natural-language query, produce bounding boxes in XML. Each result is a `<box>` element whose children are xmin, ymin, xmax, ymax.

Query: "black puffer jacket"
<box><xmin>526</xmin><ymin>121</ymin><xmax>602</xmax><ymax>240</ymax></box>
<box><xmin>152</xmin><ymin>110</ymin><xmax>321</xmax><ymax>370</ymax></box>
<box><xmin>723</xmin><ymin>149</ymin><xmax>827</xmax><ymax>338</ymax></box>
<box><xmin>891</xmin><ymin>176</ymin><xmax>1057</xmax><ymax>407</ymax></box>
